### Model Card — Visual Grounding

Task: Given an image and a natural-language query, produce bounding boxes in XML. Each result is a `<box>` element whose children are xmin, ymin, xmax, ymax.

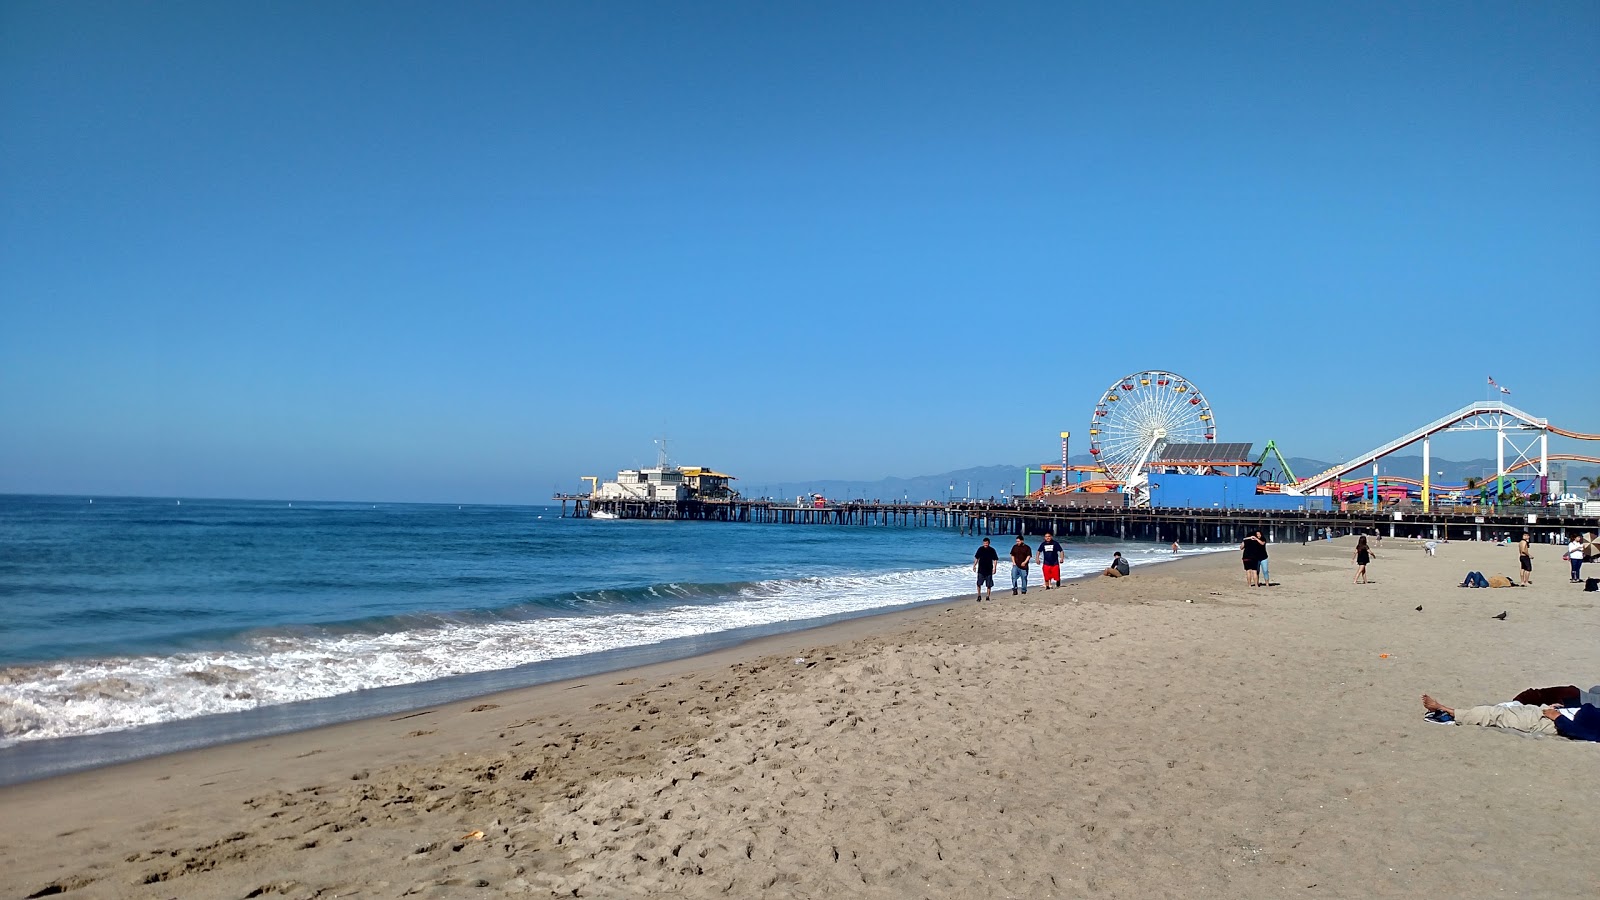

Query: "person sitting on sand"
<box><xmin>1102</xmin><ymin>552</ymin><xmax>1130</xmax><ymax>578</ymax></box>
<box><xmin>1421</xmin><ymin>694</ymin><xmax>1600</xmax><ymax>742</ymax></box>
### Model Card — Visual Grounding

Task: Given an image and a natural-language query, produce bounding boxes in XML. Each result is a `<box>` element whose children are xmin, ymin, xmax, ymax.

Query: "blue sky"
<box><xmin>3</xmin><ymin>2</ymin><xmax>1596</xmax><ymax>503</ymax></box>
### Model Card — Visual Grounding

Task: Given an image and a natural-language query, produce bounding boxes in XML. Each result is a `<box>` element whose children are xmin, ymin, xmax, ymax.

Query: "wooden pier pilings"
<box><xmin>552</xmin><ymin>495</ymin><xmax>1592</xmax><ymax>546</ymax></box>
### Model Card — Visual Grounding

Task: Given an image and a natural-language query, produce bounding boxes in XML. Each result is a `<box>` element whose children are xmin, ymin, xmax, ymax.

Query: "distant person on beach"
<box><xmin>1102</xmin><ymin>552</ymin><xmax>1130</xmax><ymax>578</ymax></box>
<box><xmin>973</xmin><ymin>538</ymin><xmax>999</xmax><ymax>602</ymax></box>
<box><xmin>1421</xmin><ymin>694</ymin><xmax>1600</xmax><ymax>742</ymax></box>
<box><xmin>1037</xmin><ymin>533</ymin><xmax>1064</xmax><ymax>589</ymax></box>
<box><xmin>1241</xmin><ymin>533</ymin><xmax>1266</xmax><ymax>586</ymax></box>
<box><xmin>1009</xmin><ymin>535</ymin><xmax>1032</xmax><ymax>596</ymax></box>
<box><xmin>1353</xmin><ymin>536</ymin><xmax>1371</xmax><ymax>583</ymax></box>
<box><xmin>1425</xmin><ymin>540</ymin><xmax>1438</xmax><ymax>557</ymax></box>
<box><xmin>1570</xmin><ymin>536</ymin><xmax>1586</xmax><ymax>583</ymax></box>
<box><xmin>1254</xmin><ymin>531</ymin><xmax>1271</xmax><ymax>585</ymax></box>
<box><xmin>1519</xmin><ymin>532</ymin><xmax>1533</xmax><ymax>585</ymax></box>
<box><xmin>1171</xmin><ymin>540</ymin><xmax>1180</xmax><ymax>554</ymax></box>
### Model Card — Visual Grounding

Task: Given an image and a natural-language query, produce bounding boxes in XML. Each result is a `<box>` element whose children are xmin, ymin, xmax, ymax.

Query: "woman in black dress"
<box><xmin>1353</xmin><ymin>535</ymin><xmax>1371</xmax><ymax>584</ymax></box>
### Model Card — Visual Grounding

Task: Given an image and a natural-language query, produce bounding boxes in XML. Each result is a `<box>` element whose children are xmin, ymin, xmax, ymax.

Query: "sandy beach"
<box><xmin>2</xmin><ymin>535</ymin><xmax>1596</xmax><ymax>899</ymax></box>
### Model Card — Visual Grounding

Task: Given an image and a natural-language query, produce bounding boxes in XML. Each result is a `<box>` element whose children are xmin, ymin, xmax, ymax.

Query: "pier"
<box><xmin>558</xmin><ymin>396</ymin><xmax>1598</xmax><ymax>546</ymax></box>
<box><xmin>556</xmin><ymin>495</ymin><xmax>958</xmax><ymax>527</ymax></box>
<box><xmin>553</xmin><ymin>495</ymin><xmax>1594</xmax><ymax>546</ymax></box>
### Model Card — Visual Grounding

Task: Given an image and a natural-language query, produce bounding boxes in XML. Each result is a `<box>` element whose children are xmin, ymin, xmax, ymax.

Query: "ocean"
<box><xmin>0</xmin><ymin>494</ymin><xmax>1195</xmax><ymax>782</ymax></box>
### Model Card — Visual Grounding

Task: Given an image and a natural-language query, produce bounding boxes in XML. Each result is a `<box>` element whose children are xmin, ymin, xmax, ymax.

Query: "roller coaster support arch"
<box><xmin>1286</xmin><ymin>401</ymin><xmax>1598</xmax><ymax>513</ymax></box>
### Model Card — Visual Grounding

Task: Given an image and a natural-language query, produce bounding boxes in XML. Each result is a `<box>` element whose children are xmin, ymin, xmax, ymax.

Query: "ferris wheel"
<box><xmin>1088</xmin><ymin>370</ymin><xmax>1216</xmax><ymax>482</ymax></box>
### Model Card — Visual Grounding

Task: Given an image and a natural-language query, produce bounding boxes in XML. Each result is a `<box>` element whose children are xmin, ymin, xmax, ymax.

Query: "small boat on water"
<box><xmin>591</xmin><ymin>510</ymin><xmax>620</xmax><ymax>520</ymax></box>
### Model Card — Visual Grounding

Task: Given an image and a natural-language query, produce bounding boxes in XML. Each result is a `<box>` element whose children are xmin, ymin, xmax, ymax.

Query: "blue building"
<box><xmin>1147</xmin><ymin>472</ymin><xmax>1331</xmax><ymax>511</ymax></box>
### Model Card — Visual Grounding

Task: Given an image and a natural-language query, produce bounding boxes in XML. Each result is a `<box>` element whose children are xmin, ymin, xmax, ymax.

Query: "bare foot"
<box><xmin>1421</xmin><ymin>694</ymin><xmax>1454</xmax><ymax>715</ymax></box>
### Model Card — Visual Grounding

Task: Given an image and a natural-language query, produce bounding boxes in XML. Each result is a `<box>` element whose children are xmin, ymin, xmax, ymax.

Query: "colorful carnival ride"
<box><xmin>1025</xmin><ymin>374</ymin><xmax>1598</xmax><ymax>510</ymax></box>
<box><xmin>1280</xmin><ymin>402</ymin><xmax>1600</xmax><ymax>511</ymax></box>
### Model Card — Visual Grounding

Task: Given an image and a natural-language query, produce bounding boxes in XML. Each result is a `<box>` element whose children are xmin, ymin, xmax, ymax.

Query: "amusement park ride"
<box><xmin>1028</xmin><ymin>370</ymin><xmax>1600</xmax><ymax>510</ymax></box>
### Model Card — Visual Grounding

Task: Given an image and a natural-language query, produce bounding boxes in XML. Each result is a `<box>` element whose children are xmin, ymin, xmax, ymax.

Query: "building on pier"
<box><xmin>595</xmin><ymin>463</ymin><xmax>738</xmax><ymax>502</ymax></box>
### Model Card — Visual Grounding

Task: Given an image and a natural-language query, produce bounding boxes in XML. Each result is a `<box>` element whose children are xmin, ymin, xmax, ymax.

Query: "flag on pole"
<box><xmin>1487</xmin><ymin>376</ymin><xmax>1496</xmax><ymax>385</ymax></box>
<box><xmin>1499</xmin><ymin>386</ymin><xmax>1511</xmax><ymax>395</ymax></box>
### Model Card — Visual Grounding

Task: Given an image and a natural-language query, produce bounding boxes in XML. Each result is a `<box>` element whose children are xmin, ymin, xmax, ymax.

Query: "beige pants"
<box><xmin>1455</xmin><ymin>703</ymin><xmax>1558</xmax><ymax>735</ymax></box>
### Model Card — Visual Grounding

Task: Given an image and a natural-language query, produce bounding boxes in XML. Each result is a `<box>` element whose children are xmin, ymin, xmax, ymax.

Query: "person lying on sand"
<box><xmin>1102</xmin><ymin>552</ymin><xmax>1130</xmax><ymax>578</ymax></box>
<box><xmin>1421</xmin><ymin>694</ymin><xmax>1600</xmax><ymax>741</ymax></box>
<box><xmin>1458</xmin><ymin>571</ymin><xmax>1519</xmax><ymax>588</ymax></box>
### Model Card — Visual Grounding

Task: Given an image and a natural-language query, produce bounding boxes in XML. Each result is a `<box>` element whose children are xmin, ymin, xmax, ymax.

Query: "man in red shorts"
<box><xmin>1036</xmin><ymin>532</ymin><xmax>1064</xmax><ymax>589</ymax></box>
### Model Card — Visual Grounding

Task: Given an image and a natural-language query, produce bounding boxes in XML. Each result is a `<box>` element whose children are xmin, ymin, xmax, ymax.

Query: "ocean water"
<box><xmin>0</xmin><ymin>494</ymin><xmax>1195</xmax><ymax>776</ymax></box>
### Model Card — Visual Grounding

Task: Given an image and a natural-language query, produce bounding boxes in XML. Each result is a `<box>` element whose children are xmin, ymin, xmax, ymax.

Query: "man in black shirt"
<box><xmin>973</xmin><ymin>538</ymin><xmax>999</xmax><ymax>602</ymax></box>
<box><xmin>1036</xmin><ymin>532</ymin><xmax>1064</xmax><ymax>588</ymax></box>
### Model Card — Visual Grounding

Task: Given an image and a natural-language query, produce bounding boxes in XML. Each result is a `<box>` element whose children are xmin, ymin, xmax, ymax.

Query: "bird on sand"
<box><xmin>1492</xmin><ymin>611</ymin><xmax>1508</xmax><ymax>620</ymax></box>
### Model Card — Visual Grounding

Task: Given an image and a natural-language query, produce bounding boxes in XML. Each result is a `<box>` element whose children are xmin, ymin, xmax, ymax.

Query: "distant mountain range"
<box><xmin>764</xmin><ymin>455</ymin><xmax>1599</xmax><ymax>503</ymax></box>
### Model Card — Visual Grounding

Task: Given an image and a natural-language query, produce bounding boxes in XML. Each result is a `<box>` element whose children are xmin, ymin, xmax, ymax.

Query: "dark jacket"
<box><xmin>1553</xmin><ymin>704</ymin><xmax>1600</xmax><ymax>742</ymax></box>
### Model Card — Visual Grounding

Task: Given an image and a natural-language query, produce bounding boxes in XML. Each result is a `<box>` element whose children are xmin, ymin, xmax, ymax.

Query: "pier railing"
<box><xmin>552</xmin><ymin>495</ymin><xmax>1593</xmax><ymax>546</ymax></box>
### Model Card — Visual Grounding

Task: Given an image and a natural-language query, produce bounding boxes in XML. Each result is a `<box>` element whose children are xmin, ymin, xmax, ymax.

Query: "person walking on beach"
<box><xmin>1241</xmin><ymin>532</ymin><xmax>1266</xmax><ymax>586</ymax></box>
<box><xmin>1518</xmin><ymin>532</ymin><xmax>1533</xmax><ymax>585</ymax></box>
<box><xmin>1009</xmin><ymin>535</ymin><xmax>1032</xmax><ymax>595</ymax></box>
<box><xmin>973</xmin><ymin>538</ymin><xmax>999</xmax><ymax>602</ymax></box>
<box><xmin>1569</xmin><ymin>535</ymin><xmax>1586</xmax><ymax>583</ymax></box>
<box><xmin>1353</xmin><ymin>535</ymin><xmax>1371</xmax><ymax>583</ymax></box>
<box><xmin>1037</xmin><ymin>532</ymin><xmax>1064</xmax><ymax>589</ymax></box>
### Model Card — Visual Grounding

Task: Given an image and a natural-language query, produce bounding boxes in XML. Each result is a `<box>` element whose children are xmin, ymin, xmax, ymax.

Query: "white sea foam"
<box><xmin>0</xmin><ymin>551</ymin><xmax>1203</xmax><ymax>746</ymax></box>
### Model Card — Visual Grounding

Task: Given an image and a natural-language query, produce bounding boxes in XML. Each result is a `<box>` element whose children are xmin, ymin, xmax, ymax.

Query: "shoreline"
<box><xmin>0</xmin><ymin>546</ymin><xmax>1210</xmax><ymax>786</ymax></box>
<box><xmin>0</xmin><ymin>591</ymin><xmax>959</xmax><ymax>787</ymax></box>
<box><xmin>5</xmin><ymin>536</ymin><xmax>1593</xmax><ymax>897</ymax></box>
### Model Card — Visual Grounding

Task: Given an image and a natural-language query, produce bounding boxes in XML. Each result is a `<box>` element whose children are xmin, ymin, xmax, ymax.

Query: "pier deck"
<box><xmin>553</xmin><ymin>495</ymin><xmax>1595</xmax><ymax>545</ymax></box>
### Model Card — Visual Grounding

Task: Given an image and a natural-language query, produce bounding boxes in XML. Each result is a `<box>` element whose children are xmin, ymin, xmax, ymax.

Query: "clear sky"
<box><xmin>3</xmin><ymin>2</ymin><xmax>1596</xmax><ymax>503</ymax></box>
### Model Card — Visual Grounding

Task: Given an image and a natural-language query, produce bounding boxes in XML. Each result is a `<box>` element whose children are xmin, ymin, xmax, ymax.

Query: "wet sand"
<box><xmin>2</xmin><ymin>536</ymin><xmax>1595</xmax><ymax>898</ymax></box>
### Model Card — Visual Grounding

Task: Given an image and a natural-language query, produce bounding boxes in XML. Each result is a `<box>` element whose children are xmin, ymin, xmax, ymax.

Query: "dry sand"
<box><xmin>2</xmin><ymin>535</ymin><xmax>1596</xmax><ymax>899</ymax></box>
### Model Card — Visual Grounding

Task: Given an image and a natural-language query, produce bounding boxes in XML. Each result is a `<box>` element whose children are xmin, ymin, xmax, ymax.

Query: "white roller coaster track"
<box><xmin>1285</xmin><ymin>401</ymin><xmax>1553</xmax><ymax>495</ymax></box>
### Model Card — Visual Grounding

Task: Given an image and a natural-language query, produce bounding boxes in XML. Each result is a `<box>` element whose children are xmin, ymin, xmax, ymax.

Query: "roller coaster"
<box><xmin>1262</xmin><ymin>453</ymin><xmax>1600</xmax><ymax>498</ymax></box>
<box><xmin>1277</xmin><ymin>401</ymin><xmax>1598</xmax><ymax>510</ymax></box>
<box><xmin>1029</xmin><ymin>395</ymin><xmax>1598</xmax><ymax>510</ymax></box>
